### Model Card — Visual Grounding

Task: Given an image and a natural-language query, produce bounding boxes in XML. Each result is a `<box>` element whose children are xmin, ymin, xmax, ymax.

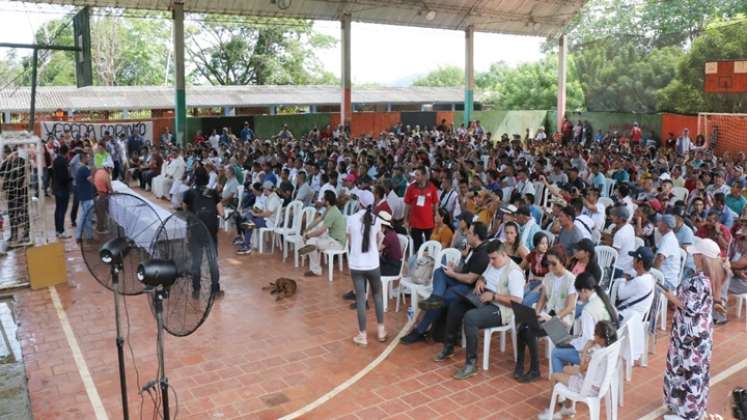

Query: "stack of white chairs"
<box><xmin>283</xmin><ymin>206</ymin><xmax>316</xmax><ymax>267</ymax></box>
<box><xmin>378</xmin><ymin>234</ymin><xmax>410</xmax><ymax>312</ymax></box>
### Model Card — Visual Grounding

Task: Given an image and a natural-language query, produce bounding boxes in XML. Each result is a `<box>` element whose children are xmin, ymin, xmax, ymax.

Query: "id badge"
<box><xmin>416</xmin><ymin>195</ymin><xmax>426</xmax><ymax>207</ymax></box>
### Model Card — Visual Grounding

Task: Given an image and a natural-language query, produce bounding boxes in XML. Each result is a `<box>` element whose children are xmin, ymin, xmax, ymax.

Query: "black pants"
<box><xmin>54</xmin><ymin>190</ymin><xmax>70</xmax><ymax>234</ymax></box>
<box><xmin>380</xmin><ymin>256</ymin><xmax>401</xmax><ymax>276</ymax></box>
<box><xmin>410</xmin><ymin>228</ymin><xmax>432</xmax><ymax>254</ymax></box>
<box><xmin>444</xmin><ymin>298</ymin><xmax>503</xmax><ymax>363</ymax></box>
<box><xmin>516</xmin><ymin>323</ymin><xmax>547</xmax><ymax>372</ymax></box>
<box><xmin>70</xmin><ymin>191</ymin><xmax>79</xmax><ymax>225</ymax></box>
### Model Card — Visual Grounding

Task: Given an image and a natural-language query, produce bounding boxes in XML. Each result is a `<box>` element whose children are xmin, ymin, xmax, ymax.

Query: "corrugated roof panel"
<box><xmin>0</xmin><ymin>85</ymin><xmax>475</xmax><ymax>112</ymax></box>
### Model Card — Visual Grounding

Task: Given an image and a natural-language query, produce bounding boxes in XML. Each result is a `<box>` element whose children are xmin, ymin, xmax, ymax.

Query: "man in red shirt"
<box><xmin>404</xmin><ymin>166</ymin><xmax>438</xmax><ymax>253</ymax></box>
<box><xmin>631</xmin><ymin>122</ymin><xmax>642</xmax><ymax>144</ymax></box>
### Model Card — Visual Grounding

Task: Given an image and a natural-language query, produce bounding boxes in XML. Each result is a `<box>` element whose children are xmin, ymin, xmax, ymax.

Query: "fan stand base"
<box><xmin>145</xmin><ymin>287</ymin><xmax>170</xmax><ymax>420</ymax></box>
<box><xmin>112</xmin><ymin>270</ymin><xmax>130</xmax><ymax>420</ymax></box>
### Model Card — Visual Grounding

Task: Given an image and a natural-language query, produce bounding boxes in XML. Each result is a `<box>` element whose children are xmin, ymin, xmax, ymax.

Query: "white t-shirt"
<box><xmin>613</xmin><ymin>223</ymin><xmax>636</xmax><ymax>276</ymax></box>
<box><xmin>574</xmin><ymin>215</ymin><xmax>594</xmax><ymax>240</ymax></box>
<box><xmin>263</xmin><ymin>193</ymin><xmax>282</xmax><ymax>228</ymax></box>
<box><xmin>657</xmin><ymin>231</ymin><xmax>682</xmax><ymax>288</ymax></box>
<box><xmin>482</xmin><ymin>263</ymin><xmax>525</xmax><ymax>298</ymax></box>
<box><xmin>583</xmin><ymin>202</ymin><xmax>606</xmax><ymax>232</ymax></box>
<box><xmin>346</xmin><ymin>209</ymin><xmax>382</xmax><ymax>271</ymax></box>
<box><xmin>617</xmin><ymin>272</ymin><xmax>655</xmax><ymax>321</ymax></box>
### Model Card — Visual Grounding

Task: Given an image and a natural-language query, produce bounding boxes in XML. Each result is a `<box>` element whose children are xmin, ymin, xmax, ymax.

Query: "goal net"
<box><xmin>697</xmin><ymin>113</ymin><xmax>747</xmax><ymax>154</ymax></box>
<box><xmin>0</xmin><ymin>132</ymin><xmax>47</xmax><ymax>249</ymax></box>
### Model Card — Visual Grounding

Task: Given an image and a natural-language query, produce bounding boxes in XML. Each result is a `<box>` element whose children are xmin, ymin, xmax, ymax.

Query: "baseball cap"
<box><xmin>262</xmin><ymin>180</ymin><xmax>275</xmax><ymax>190</ymax></box>
<box><xmin>686</xmin><ymin>238</ymin><xmax>721</xmax><ymax>259</ymax></box>
<box><xmin>500</xmin><ymin>204</ymin><xmax>518</xmax><ymax>215</ymax></box>
<box><xmin>658</xmin><ymin>214</ymin><xmax>676</xmax><ymax>229</ymax></box>
<box><xmin>629</xmin><ymin>246</ymin><xmax>655</xmax><ymax>266</ymax></box>
<box><xmin>103</xmin><ymin>156</ymin><xmax>114</xmax><ymax>169</ymax></box>
<box><xmin>549</xmin><ymin>196</ymin><xmax>568</xmax><ymax>207</ymax></box>
<box><xmin>344</xmin><ymin>174</ymin><xmax>356</xmax><ymax>183</ymax></box>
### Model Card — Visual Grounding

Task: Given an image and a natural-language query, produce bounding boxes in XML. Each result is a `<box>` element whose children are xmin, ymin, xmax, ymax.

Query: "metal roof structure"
<box><xmin>0</xmin><ymin>85</ymin><xmax>476</xmax><ymax>112</ymax></box>
<box><xmin>9</xmin><ymin>0</ymin><xmax>586</xmax><ymax>37</ymax></box>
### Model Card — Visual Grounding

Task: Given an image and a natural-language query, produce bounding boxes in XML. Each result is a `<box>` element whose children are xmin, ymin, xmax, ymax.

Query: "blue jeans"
<box><xmin>76</xmin><ymin>199</ymin><xmax>94</xmax><ymax>240</ymax></box>
<box><xmin>241</xmin><ymin>214</ymin><xmax>266</xmax><ymax>249</ymax></box>
<box><xmin>551</xmin><ymin>346</ymin><xmax>580</xmax><ymax>373</ymax></box>
<box><xmin>415</xmin><ymin>268</ymin><xmax>471</xmax><ymax>334</ymax></box>
<box><xmin>523</xmin><ymin>279</ymin><xmax>542</xmax><ymax>306</ymax></box>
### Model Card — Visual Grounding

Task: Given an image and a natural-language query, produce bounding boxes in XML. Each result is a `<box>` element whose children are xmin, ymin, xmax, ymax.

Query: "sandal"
<box><xmin>714</xmin><ymin>300</ymin><xmax>727</xmax><ymax>316</ymax></box>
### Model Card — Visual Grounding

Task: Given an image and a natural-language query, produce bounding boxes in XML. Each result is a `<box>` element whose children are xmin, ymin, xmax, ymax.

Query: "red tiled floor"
<box><xmin>12</xmin><ymin>189</ymin><xmax>747</xmax><ymax>419</ymax></box>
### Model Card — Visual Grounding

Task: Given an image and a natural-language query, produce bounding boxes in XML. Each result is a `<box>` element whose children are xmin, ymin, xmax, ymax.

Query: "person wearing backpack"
<box><xmin>183</xmin><ymin>164</ymin><xmax>225</xmax><ymax>298</ymax></box>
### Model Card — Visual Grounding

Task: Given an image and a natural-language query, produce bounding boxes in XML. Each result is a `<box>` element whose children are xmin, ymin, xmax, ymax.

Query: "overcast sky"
<box><xmin>0</xmin><ymin>1</ymin><xmax>544</xmax><ymax>85</ymax></box>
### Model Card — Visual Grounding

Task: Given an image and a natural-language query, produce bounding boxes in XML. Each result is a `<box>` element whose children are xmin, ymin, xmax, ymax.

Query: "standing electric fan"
<box><xmin>79</xmin><ymin>192</ymin><xmax>166</xmax><ymax>420</ymax></box>
<box><xmin>137</xmin><ymin>210</ymin><xmax>219</xmax><ymax>420</ymax></box>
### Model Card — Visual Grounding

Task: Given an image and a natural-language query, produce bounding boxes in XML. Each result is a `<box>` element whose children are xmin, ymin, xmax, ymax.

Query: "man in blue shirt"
<box><xmin>725</xmin><ymin>180</ymin><xmax>747</xmax><ymax>216</ymax></box>
<box><xmin>74</xmin><ymin>152</ymin><xmax>96</xmax><ymax>242</ymax></box>
<box><xmin>240</xmin><ymin>121</ymin><xmax>254</xmax><ymax>143</ymax></box>
<box><xmin>713</xmin><ymin>192</ymin><xmax>737</xmax><ymax>228</ymax></box>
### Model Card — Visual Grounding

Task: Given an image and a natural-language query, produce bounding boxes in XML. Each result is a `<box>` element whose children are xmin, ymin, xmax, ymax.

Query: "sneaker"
<box><xmin>418</xmin><ymin>295</ymin><xmax>445</xmax><ymax>311</ymax></box>
<box><xmin>342</xmin><ymin>290</ymin><xmax>356</xmax><ymax>300</ymax></box>
<box><xmin>353</xmin><ymin>334</ymin><xmax>367</xmax><ymax>347</ymax></box>
<box><xmin>304</xmin><ymin>271</ymin><xmax>319</xmax><ymax>277</ymax></box>
<box><xmin>433</xmin><ymin>345</ymin><xmax>454</xmax><ymax>362</ymax></box>
<box><xmin>235</xmin><ymin>248</ymin><xmax>253</xmax><ymax>255</ymax></box>
<box><xmin>297</xmin><ymin>244</ymin><xmax>317</xmax><ymax>256</ymax></box>
<box><xmin>59</xmin><ymin>233</ymin><xmax>71</xmax><ymax>239</ymax></box>
<box><xmin>453</xmin><ymin>362</ymin><xmax>478</xmax><ymax>380</ymax></box>
<box><xmin>232</xmin><ymin>237</ymin><xmax>244</xmax><ymax>245</ymax></box>
<box><xmin>214</xmin><ymin>290</ymin><xmax>225</xmax><ymax>299</ymax></box>
<box><xmin>537</xmin><ymin>408</ymin><xmax>563</xmax><ymax>420</ymax></box>
<box><xmin>513</xmin><ymin>365</ymin><xmax>524</xmax><ymax>380</ymax></box>
<box><xmin>399</xmin><ymin>330</ymin><xmax>426</xmax><ymax>345</ymax></box>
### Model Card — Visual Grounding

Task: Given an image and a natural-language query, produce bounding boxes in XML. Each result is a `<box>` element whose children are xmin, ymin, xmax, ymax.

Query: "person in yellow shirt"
<box><xmin>431</xmin><ymin>208</ymin><xmax>454</xmax><ymax>248</ymax></box>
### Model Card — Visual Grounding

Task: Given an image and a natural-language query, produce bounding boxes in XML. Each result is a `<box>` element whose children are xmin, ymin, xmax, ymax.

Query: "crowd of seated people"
<box><xmin>62</xmin><ymin>117</ymin><xmax>747</xmax><ymax>419</ymax></box>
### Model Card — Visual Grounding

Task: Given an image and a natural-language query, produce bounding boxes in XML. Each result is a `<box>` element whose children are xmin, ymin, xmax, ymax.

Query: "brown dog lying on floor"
<box><xmin>262</xmin><ymin>278</ymin><xmax>298</xmax><ymax>301</ymax></box>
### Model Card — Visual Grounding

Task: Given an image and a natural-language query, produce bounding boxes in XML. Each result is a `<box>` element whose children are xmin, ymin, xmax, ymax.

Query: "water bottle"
<box><xmin>407</xmin><ymin>306</ymin><xmax>415</xmax><ymax>321</ymax></box>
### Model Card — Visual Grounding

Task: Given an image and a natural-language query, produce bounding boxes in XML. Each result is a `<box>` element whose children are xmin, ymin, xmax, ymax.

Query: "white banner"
<box><xmin>41</xmin><ymin>120</ymin><xmax>154</xmax><ymax>144</ymax></box>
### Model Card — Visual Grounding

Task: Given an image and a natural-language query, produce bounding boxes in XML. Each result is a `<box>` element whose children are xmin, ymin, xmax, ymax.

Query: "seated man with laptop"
<box><xmin>433</xmin><ymin>240</ymin><xmax>525</xmax><ymax>379</ymax></box>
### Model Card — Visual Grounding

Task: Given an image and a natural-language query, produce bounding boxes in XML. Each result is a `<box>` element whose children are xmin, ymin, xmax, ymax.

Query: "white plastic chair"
<box><xmin>258</xmin><ymin>206</ymin><xmax>284</xmax><ymax>254</ymax></box>
<box><xmin>283</xmin><ymin>206</ymin><xmax>315</xmax><ymax>267</ymax></box>
<box><xmin>547</xmin><ymin>340</ymin><xmax>622</xmax><ymax>420</ymax></box>
<box><xmin>323</xmin><ymin>244</ymin><xmax>348</xmax><ymax>283</ymax></box>
<box><xmin>395</xmin><ymin>241</ymin><xmax>445</xmax><ymax>312</ymax></box>
<box><xmin>650</xmin><ymin>268</ymin><xmax>668</xmax><ymax>331</ymax></box>
<box><xmin>615</xmin><ymin>313</ymin><xmax>644</xmax><ymax>407</ymax></box>
<box><xmin>595</xmin><ymin>245</ymin><xmax>618</xmax><ymax>288</ymax></box>
<box><xmin>735</xmin><ymin>294</ymin><xmax>747</xmax><ymax>332</ymax></box>
<box><xmin>376</xmin><ymin>234</ymin><xmax>410</xmax><ymax>312</ymax></box>
<box><xmin>602</xmin><ymin>178</ymin><xmax>616</xmax><ymax>198</ymax></box>
<box><xmin>678</xmin><ymin>247</ymin><xmax>686</xmax><ymax>282</ymax></box>
<box><xmin>482</xmin><ymin>318</ymin><xmax>517</xmax><ymax>370</ymax></box>
<box><xmin>222</xmin><ymin>185</ymin><xmax>243</xmax><ymax>232</ymax></box>
<box><xmin>274</xmin><ymin>200</ymin><xmax>303</xmax><ymax>241</ymax></box>
<box><xmin>533</xmin><ymin>182</ymin><xmax>545</xmax><ymax>206</ymax></box>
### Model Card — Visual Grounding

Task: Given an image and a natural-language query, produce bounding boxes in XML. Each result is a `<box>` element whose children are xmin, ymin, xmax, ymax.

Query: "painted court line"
<box><xmin>49</xmin><ymin>286</ymin><xmax>109</xmax><ymax>420</ymax></box>
<box><xmin>278</xmin><ymin>314</ymin><xmax>418</xmax><ymax>420</ymax></box>
<box><xmin>639</xmin><ymin>356</ymin><xmax>747</xmax><ymax>420</ymax></box>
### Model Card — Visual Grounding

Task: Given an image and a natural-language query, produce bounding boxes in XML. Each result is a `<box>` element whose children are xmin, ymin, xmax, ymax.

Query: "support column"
<box><xmin>173</xmin><ymin>0</ymin><xmax>186</xmax><ymax>146</ymax></box>
<box><xmin>556</xmin><ymin>34</ymin><xmax>567</xmax><ymax>135</ymax></box>
<box><xmin>341</xmin><ymin>13</ymin><xmax>352</xmax><ymax>131</ymax></box>
<box><xmin>122</xmin><ymin>109</ymin><xmax>129</xmax><ymax>119</ymax></box>
<box><xmin>464</xmin><ymin>25</ymin><xmax>475</xmax><ymax>127</ymax></box>
<box><xmin>28</xmin><ymin>48</ymin><xmax>38</xmax><ymax>132</ymax></box>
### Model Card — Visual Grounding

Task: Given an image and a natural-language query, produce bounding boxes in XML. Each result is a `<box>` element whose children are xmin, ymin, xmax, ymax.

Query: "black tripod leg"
<box><xmin>116</xmin><ymin>336</ymin><xmax>129</xmax><ymax>420</ymax></box>
<box><xmin>161</xmin><ymin>378</ymin><xmax>170</xmax><ymax>420</ymax></box>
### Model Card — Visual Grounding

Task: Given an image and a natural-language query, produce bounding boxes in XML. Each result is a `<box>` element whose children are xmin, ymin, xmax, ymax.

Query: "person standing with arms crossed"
<box><xmin>403</xmin><ymin>166</ymin><xmax>438</xmax><ymax>253</ymax></box>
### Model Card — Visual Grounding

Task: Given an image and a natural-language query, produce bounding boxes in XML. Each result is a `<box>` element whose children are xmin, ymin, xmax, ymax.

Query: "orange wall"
<box><xmin>435</xmin><ymin>111</ymin><xmax>453</xmax><ymax>128</ymax></box>
<box><xmin>660</xmin><ymin>113</ymin><xmax>698</xmax><ymax>141</ymax></box>
<box><xmin>331</xmin><ymin>112</ymin><xmax>402</xmax><ymax>137</ymax></box>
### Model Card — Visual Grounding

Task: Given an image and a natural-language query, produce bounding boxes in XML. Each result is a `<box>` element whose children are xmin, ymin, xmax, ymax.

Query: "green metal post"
<box><xmin>173</xmin><ymin>0</ymin><xmax>186</xmax><ymax>145</ymax></box>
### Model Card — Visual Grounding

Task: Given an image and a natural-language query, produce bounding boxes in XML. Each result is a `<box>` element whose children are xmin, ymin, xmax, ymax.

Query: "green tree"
<box><xmin>477</xmin><ymin>55</ymin><xmax>585</xmax><ymax>111</ymax></box>
<box><xmin>412</xmin><ymin>65</ymin><xmax>463</xmax><ymax>87</ymax></box>
<box><xmin>574</xmin><ymin>42</ymin><xmax>682</xmax><ymax>112</ymax></box>
<box><xmin>186</xmin><ymin>16</ymin><xmax>336</xmax><ymax>85</ymax></box>
<box><xmin>657</xmin><ymin>18</ymin><xmax>747</xmax><ymax>113</ymax></box>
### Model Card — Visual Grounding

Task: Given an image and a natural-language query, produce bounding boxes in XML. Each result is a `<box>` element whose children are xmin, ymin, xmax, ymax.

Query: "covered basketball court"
<box><xmin>10</xmin><ymin>0</ymin><xmax>582</xmax><ymax>144</ymax></box>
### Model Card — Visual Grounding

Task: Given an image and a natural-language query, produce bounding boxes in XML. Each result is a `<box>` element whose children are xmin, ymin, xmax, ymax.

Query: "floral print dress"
<box><xmin>663</xmin><ymin>271</ymin><xmax>713</xmax><ymax>419</ymax></box>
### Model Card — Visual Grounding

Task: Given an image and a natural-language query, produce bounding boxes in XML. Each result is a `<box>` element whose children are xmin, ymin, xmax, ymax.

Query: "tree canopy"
<box><xmin>412</xmin><ymin>65</ymin><xmax>463</xmax><ymax>87</ymax></box>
